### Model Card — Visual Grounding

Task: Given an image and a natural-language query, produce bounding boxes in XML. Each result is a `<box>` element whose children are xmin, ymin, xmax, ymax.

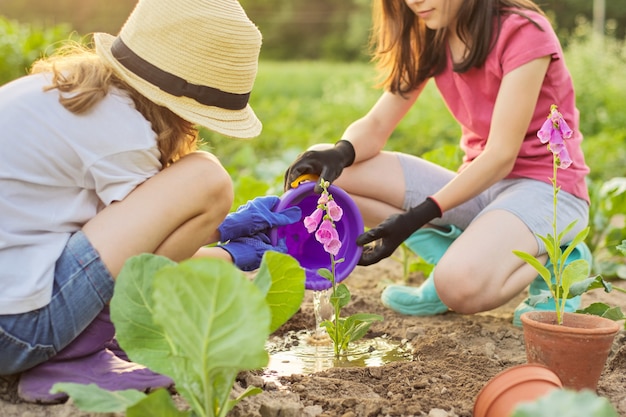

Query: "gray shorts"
<box><xmin>397</xmin><ymin>153</ymin><xmax>589</xmax><ymax>254</ymax></box>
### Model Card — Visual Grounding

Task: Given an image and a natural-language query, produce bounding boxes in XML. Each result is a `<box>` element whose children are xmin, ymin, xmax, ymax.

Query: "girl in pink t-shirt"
<box><xmin>284</xmin><ymin>0</ymin><xmax>590</xmax><ymax>325</ymax></box>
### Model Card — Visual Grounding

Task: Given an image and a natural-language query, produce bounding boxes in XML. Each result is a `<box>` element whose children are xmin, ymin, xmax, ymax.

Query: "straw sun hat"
<box><xmin>95</xmin><ymin>0</ymin><xmax>262</xmax><ymax>139</ymax></box>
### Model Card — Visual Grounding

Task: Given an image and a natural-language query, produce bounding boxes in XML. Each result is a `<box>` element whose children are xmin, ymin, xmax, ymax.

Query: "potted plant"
<box><xmin>514</xmin><ymin>105</ymin><xmax>622</xmax><ymax>391</ymax></box>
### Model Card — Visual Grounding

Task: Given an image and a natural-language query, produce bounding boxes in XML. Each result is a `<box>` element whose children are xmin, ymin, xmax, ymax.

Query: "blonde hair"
<box><xmin>31</xmin><ymin>42</ymin><xmax>197</xmax><ymax>166</ymax></box>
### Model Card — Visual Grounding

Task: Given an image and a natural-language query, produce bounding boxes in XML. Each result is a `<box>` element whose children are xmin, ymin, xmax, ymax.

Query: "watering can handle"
<box><xmin>290</xmin><ymin>174</ymin><xmax>319</xmax><ymax>189</ymax></box>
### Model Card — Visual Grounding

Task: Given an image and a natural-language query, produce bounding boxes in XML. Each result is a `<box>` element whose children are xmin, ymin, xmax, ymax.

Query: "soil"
<box><xmin>2</xmin><ymin>257</ymin><xmax>626</xmax><ymax>417</ymax></box>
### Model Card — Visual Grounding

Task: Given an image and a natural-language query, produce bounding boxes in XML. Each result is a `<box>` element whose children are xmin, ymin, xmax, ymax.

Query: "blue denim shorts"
<box><xmin>0</xmin><ymin>231</ymin><xmax>115</xmax><ymax>375</ymax></box>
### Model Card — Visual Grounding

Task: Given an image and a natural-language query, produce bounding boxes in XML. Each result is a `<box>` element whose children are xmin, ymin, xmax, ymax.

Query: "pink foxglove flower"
<box><xmin>315</xmin><ymin>219</ymin><xmax>337</xmax><ymax>245</ymax></box>
<box><xmin>326</xmin><ymin>200</ymin><xmax>343</xmax><ymax>222</ymax></box>
<box><xmin>304</xmin><ymin>208</ymin><xmax>324</xmax><ymax>233</ymax></box>
<box><xmin>537</xmin><ymin>104</ymin><xmax>572</xmax><ymax>168</ymax></box>
<box><xmin>324</xmin><ymin>236</ymin><xmax>342</xmax><ymax>256</ymax></box>
<box><xmin>304</xmin><ymin>179</ymin><xmax>343</xmax><ymax>258</ymax></box>
<box><xmin>557</xmin><ymin>148</ymin><xmax>572</xmax><ymax>169</ymax></box>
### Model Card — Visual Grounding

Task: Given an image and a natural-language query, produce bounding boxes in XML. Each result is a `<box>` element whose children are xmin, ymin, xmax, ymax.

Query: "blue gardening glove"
<box><xmin>283</xmin><ymin>140</ymin><xmax>355</xmax><ymax>193</ymax></box>
<box><xmin>218</xmin><ymin>196</ymin><xmax>302</xmax><ymax>243</ymax></box>
<box><xmin>357</xmin><ymin>197</ymin><xmax>442</xmax><ymax>266</ymax></box>
<box><xmin>220</xmin><ymin>232</ymin><xmax>288</xmax><ymax>272</ymax></box>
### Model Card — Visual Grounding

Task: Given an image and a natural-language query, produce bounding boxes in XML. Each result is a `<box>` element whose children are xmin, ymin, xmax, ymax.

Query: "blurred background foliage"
<box><xmin>1</xmin><ymin>0</ymin><xmax>625</xmax><ymax>276</ymax></box>
<box><xmin>1</xmin><ymin>0</ymin><xmax>625</xmax><ymax>61</ymax></box>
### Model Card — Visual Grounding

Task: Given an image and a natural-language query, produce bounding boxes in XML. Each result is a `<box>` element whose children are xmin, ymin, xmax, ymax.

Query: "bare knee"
<box><xmin>434</xmin><ymin>262</ymin><xmax>489</xmax><ymax>314</ymax></box>
<box><xmin>179</xmin><ymin>151</ymin><xmax>233</xmax><ymax>221</ymax></box>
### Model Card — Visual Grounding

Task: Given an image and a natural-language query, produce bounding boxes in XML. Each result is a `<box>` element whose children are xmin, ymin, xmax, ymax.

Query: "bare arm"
<box><xmin>432</xmin><ymin>56</ymin><xmax>551</xmax><ymax>211</ymax></box>
<box><xmin>341</xmin><ymin>83</ymin><xmax>426</xmax><ymax>163</ymax></box>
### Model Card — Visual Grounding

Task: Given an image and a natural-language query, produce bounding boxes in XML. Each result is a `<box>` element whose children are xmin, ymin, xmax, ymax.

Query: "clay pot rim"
<box><xmin>520</xmin><ymin>311</ymin><xmax>621</xmax><ymax>335</ymax></box>
<box><xmin>473</xmin><ymin>363</ymin><xmax>562</xmax><ymax>417</ymax></box>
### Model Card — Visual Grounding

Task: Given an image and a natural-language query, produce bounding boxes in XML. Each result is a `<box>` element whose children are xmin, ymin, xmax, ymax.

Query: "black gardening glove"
<box><xmin>356</xmin><ymin>197</ymin><xmax>442</xmax><ymax>266</ymax></box>
<box><xmin>283</xmin><ymin>140</ymin><xmax>355</xmax><ymax>193</ymax></box>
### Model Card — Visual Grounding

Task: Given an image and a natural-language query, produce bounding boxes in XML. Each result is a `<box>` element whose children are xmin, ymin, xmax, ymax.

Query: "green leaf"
<box><xmin>127</xmin><ymin>389</ymin><xmax>191</xmax><ymax>417</ymax></box>
<box><xmin>569</xmin><ymin>275</ymin><xmax>611</xmax><ymax>297</ymax></box>
<box><xmin>320</xmin><ymin>319</ymin><xmax>336</xmax><ymax>335</ymax></box>
<box><xmin>556</xmin><ymin>220</ymin><xmax>579</xmax><ymax>244</ymax></box>
<box><xmin>152</xmin><ymin>257</ymin><xmax>271</xmax><ymax>372</ymax></box>
<box><xmin>112</xmin><ymin>256</ymin><xmax>271</xmax><ymax>417</ymax></box>
<box><xmin>409</xmin><ymin>261</ymin><xmax>434</xmax><ymax>276</ymax></box>
<box><xmin>226</xmin><ymin>386</ymin><xmax>264</xmax><ymax>412</ymax></box>
<box><xmin>601</xmin><ymin>307</ymin><xmax>626</xmax><ymax>323</ymax></box>
<box><xmin>254</xmin><ymin>251</ymin><xmax>305</xmax><ymax>333</ymax></box>
<box><xmin>110</xmin><ymin>254</ymin><xmax>178</xmax><ymax>377</ymax></box>
<box><xmin>317</xmin><ymin>268</ymin><xmax>334</xmax><ymax>281</ymax></box>
<box><xmin>512</xmin><ymin>388</ymin><xmax>619</xmax><ymax>417</ymax></box>
<box><xmin>561</xmin><ymin>259</ymin><xmax>591</xmax><ymax>297</ymax></box>
<box><xmin>331</xmin><ymin>283</ymin><xmax>351</xmax><ymax>309</ymax></box>
<box><xmin>578</xmin><ymin>303</ymin><xmax>626</xmax><ymax>323</ymax></box>
<box><xmin>343</xmin><ymin>313</ymin><xmax>384</xmax><ymax>343</ymax></box>
<box><xmin>50</xmin><ymin>383</ymin><xmax>146</xmax><ymax>413</ymax></box>
<box><xmin>538</xmin><ymin>234</ymin><xmax>557</xmax><ymax>265</ymax></box>
<box><xmin>151</xmin><ymin>258</ymin><xmax>270</xmax><ymax>416</ymax></box>
<box><xmin>513</xmin><ymin>250</ymin><xmax>552</xmax><ymax>286</ymax></box>
<box><xmin>527</xmin><ymin>291</ymin><xmax>553</xmax><ymax>306</ymax></box>
<box><xmin>561</xmin><ymin>227</ymin><xmax>590</xmax><ymax>260</ymax></box>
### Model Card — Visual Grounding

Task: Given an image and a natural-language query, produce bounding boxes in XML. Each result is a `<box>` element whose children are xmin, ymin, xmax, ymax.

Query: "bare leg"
<box><xmin>434</xmin><ymin>209</ymin><xmax>546</xmax><ymax>313</ymax></box>
<box><xmin>83</xmin><ymin>151</ymin><xmax>233</xmax><ymax>277</ymax></box>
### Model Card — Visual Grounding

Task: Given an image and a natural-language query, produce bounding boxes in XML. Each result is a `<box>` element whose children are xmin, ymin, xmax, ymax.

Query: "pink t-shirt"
<box><xmin>434</xmin><ymin>10</ymin><xmax>589</xmax><ymax>202</ymax></box>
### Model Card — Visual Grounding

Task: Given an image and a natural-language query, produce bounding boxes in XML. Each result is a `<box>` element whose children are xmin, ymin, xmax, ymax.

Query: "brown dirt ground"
<box><xmin>2</xmin><ymin>256</ymin><xmax>626</xmax><ymax>417</ymax></box>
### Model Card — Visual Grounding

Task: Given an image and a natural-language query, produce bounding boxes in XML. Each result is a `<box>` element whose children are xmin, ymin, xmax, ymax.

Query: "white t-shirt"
<box><xmin>0</xmin><ymin>73</ymin><xmax>162</xmax><ymax>314</ymax></box>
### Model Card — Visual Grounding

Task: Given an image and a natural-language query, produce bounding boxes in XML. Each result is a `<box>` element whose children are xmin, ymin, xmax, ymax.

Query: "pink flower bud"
<box><xmin>317</xmin><ymin>192</ymin><xmax>329</xmax><ymax>205</ymax></box>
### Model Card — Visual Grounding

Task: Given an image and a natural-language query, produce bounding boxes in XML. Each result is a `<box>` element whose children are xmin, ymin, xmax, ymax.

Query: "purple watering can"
<box><xmin>271</xmin><ymin>180</ymin><xmax>364</xmax><ymax>290</ymax></box>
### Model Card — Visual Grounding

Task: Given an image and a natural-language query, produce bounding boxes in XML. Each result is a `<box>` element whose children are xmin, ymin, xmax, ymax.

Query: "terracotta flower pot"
<box><xmin>520</xmin><ymin>311</ymin><xmax>620</xmax><ymax>391</ymax></box>
<box><xmin>473</xmin><ymin>363</ymin><xmax>563</xmax><ymax>417</ymax></box>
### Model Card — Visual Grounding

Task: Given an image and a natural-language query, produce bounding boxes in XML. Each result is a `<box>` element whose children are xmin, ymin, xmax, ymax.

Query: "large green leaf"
<box><xmin>150</xmin><ymin>258</ymin><xmax>271</xmax><ymax>416</ymax></box>
<box><xmin>127</xmin><ymin>389</ymin><xmax>191</xmax><ymax>417</ymax></box>
<box><xmin>110</xmin><ymin>254</ymin><xmax>177</xmax><ymax>377</ymax></box>
<box><xmin>254</xmin><ymin>251</ymin><xmax>305</xmax><ymax>333</ymax></box>
<box><xmin>152</xmin><ymin>258</ymin><xmax>271</xmax><ymax>372</ymax></box>
<box><xmin>512</xmin><ymin>389</ymin><xmax>618</xmax><ymax>417</ymax></box>
<box><xmin>49</xmin><ymin>383</ymin><xmax>146</xmax><ymax>412</ymax></box>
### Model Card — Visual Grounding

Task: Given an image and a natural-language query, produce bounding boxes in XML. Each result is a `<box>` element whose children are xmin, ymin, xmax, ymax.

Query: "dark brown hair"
<box><xmin>371</xmin><ymin>0</ymin><xmax>545</xmax><ymax>95</ymax></box>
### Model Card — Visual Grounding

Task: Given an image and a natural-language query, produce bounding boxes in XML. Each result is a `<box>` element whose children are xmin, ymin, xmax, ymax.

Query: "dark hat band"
<box><xmin>111</xmin><ymin>38</ymin><xmax>250</xmax><ymax>111</ymax></box>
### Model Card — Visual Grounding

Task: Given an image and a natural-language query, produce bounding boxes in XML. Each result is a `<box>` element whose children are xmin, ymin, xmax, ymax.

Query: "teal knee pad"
<box><xmin>381</xmin><ymin>275</ymin><xmax>449</xmax><ymax>316</ymax></box>
<box><xmin>513</xmin><ymin>241</ymin><xmax>592</xmax><ymax>327</ymax></box>
<box><xmin>403</xmin><ymin>225</ymin><xmax>463</xmax><ymax>264</ymax></box>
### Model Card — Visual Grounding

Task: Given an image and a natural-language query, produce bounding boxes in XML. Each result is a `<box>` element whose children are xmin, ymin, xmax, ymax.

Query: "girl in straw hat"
<box><xmin>0</xmin><ymin>0</ymin><xmax>300</xmax><ymax>403</ymax></box>
<box><xmin>284</xmin><ymin>0</ymin><xmax>590</xmax><ymax>324</ymax></box>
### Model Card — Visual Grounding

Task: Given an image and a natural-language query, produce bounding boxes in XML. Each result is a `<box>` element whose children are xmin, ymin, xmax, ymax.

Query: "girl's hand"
<box><xmin>356</xmin><ymin>197</ymin><xmax>441</xmax><ymax>266</ymax></box>
<box><xmin>218</xmin><ymin>196</ymin><xmax>301</xmax><ymax>243</ymax></box>
<box><xmin>283</xmin><ymin>140</ymin><xmax>355</xmax><ymax>193</ymax></box>
<box><xmin>219</xmin><ymin>232</ymin><xmax>287</xmax><ymax>271</ymax></box>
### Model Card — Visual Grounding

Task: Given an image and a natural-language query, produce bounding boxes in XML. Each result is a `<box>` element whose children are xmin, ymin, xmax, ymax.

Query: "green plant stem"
<box><xmin>330</xmin><ymin>254</ymin><xmax>341</xmax><ymax>357</ymax></box>
<box><xmin>551</xmin><ymin>157</ymin><xmax>563</xmax><ymax>325</ymax></box>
